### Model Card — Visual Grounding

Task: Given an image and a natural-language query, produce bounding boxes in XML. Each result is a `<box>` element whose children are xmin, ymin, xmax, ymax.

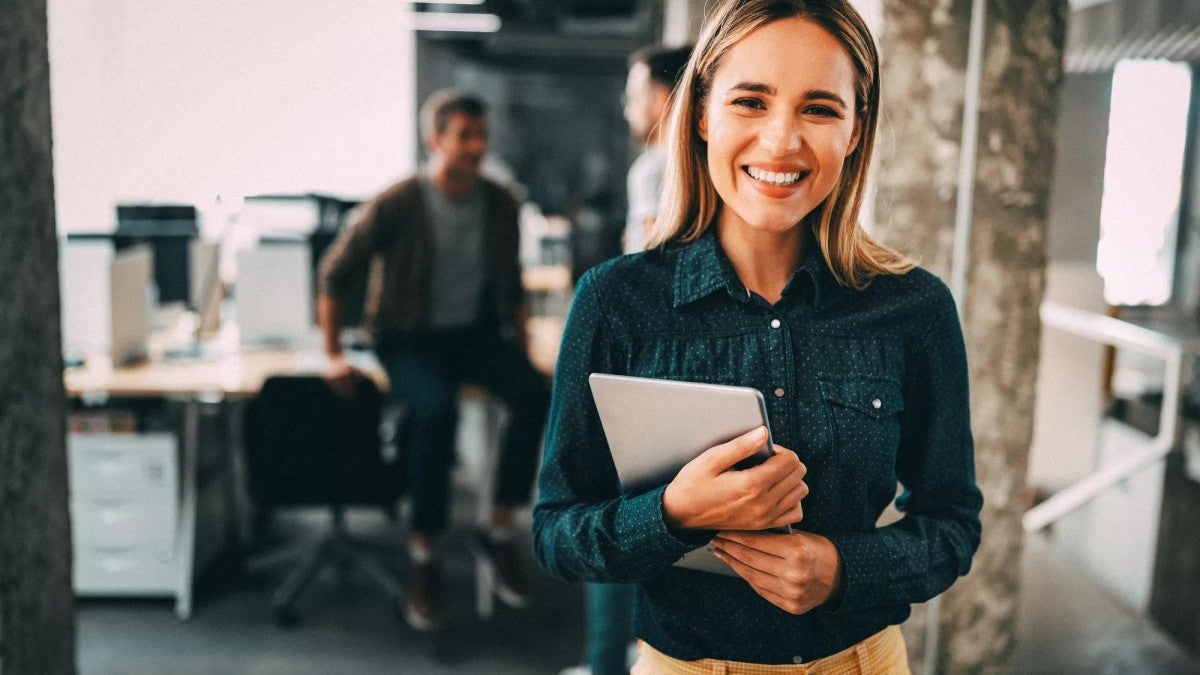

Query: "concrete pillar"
<box><xmin>875</xmin><ymin>1</ymin><xmax>1067</xmax><ymax>671</ymax></box>
<box><xmin>874</xmin><ymin>0</ymin><xmax>971</xmax><ymax>282</ymax></box>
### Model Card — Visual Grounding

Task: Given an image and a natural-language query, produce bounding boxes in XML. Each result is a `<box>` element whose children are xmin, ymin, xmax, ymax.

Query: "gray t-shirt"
<box><xmin>624</xmin><ymin>146</ymin><xmax>667</xmax><ymax>254</ymax></box>
<box><xmin>420</xmin><ymin>176</ymin><xmax>486</xmax><ymax>330</ymax></box>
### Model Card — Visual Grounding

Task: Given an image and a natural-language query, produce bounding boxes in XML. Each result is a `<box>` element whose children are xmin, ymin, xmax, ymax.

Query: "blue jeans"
<box><xmin>376</xmin><ymin>324</ymin><xmax>549</xmax><ymax>537</ymax></box>
<box><xmin>586</xmin><ymin>582</ymin><xmax>635</xmax><ymax>675</ymax></box>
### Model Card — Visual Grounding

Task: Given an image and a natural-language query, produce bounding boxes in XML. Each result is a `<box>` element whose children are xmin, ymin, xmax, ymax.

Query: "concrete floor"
<box><xmin>77</xmin><ymin>510</ymin><xmax>1200</xmax><ymax>674</ymax></box>
<box><xmin>79</xmin><ymin>508</ymin><xmax>585</xmax><ymax>674</ymax></box>
<box><xmin>1002</xmin><ymin>534</ymin><xmax>1199</xmax><ymax>674</ymax></box>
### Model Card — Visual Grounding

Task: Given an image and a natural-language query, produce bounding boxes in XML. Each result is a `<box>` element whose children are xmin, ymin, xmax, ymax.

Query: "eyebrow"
<box><xmin>727</xmin><ymin>82</ymin><xmax>849</xmax><ymax>109</ymax></box>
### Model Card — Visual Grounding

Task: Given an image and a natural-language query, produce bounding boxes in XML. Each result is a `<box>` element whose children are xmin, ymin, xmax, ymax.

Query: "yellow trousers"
<box><xmin>630</xmin><ymin>625</ymin><xmax>910</xmax><ymax>675</ymax></box>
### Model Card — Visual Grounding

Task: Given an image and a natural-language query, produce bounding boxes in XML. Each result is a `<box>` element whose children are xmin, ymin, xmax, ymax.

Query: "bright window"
<box><xmin>1096</xmin><ymin>60</ymin><xmax>1192</xmax><ymax>306</ymax></box>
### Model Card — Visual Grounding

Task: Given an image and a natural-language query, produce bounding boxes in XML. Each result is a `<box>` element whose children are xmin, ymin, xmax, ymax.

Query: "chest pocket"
<box><xmin>818</xmin><ymin>378</ymin><xmax>904</xmax><ymax>463</ymax></box>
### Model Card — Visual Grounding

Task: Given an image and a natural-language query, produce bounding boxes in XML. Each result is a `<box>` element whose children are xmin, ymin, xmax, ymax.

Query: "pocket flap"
<box><xmin>819</xmin><ymin>378</ymin><xmax>904</xmax><ymax>418</ymax></box>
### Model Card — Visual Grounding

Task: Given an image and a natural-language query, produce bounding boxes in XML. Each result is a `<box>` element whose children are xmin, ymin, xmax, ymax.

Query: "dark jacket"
<box><xmin>319</xmin><ymin>175</ymin><xmax>523</xmax><ymax>335</ymax></box>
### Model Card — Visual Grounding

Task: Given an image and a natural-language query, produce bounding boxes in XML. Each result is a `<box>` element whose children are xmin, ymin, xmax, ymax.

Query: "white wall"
<box><xmin>47</xmin><ymin>0</ymin><xmax>417</xmax><ymax>234</ymax></box>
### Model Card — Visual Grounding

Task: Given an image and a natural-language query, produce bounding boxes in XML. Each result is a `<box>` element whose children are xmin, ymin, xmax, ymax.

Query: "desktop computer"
<box><xmin>61</xmin><ymin>237</ymin><xmax>115</xmax><ymax>361</ymax></box>
<box><xmin>109</xmin><ymin>246</ymin><xmax>154</xmax><ymax>366</ymax></box>
<box><xmin>235</xmin><ymin>240</ymin><xmax>314</xmax><ymax>347</ymax></box>
<box><xmin>241</xmin><ymin>194</ymin><xmax>364</xmax><ymax>327</ymax></box>
<box><xmin>189</xmin><ymin>240</ymin><xmax>222</xmax><ymax>338</ymax></box>
<box><xmin>113</xmin><ymin>203</ymin><xmax>199</xmax><ymax>306</ymax></box>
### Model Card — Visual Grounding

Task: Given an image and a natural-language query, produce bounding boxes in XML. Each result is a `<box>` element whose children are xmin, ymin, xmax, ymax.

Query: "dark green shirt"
<box><xmin>533</xmin><ymin>228</ymin><xmax>982</xmax><ymax>664</ymax></box>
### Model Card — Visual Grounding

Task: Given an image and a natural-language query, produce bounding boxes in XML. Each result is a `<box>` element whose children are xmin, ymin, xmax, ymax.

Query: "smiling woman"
<box><xmin>696</xmin><ymin>17</ymin><xmax>862</xmax><ymax>300</ymax></box>
<box><xmin>533</xmin><ymin>1</ymin><xmax>982</xmax><ymax>673</ymax></box>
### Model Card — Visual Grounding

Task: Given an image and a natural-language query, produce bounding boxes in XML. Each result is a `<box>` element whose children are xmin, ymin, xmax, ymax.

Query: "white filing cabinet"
<box><xmin>68</xmin><ymin>433</ymin><xmax>180</xmax><ymax>595</ymax></box>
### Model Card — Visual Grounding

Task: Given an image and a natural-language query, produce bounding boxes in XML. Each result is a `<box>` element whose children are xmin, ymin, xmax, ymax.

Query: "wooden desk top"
<box><xmin>65</xmin><ymin>348</ymin><xmax>372</xmax><ymax>399</ymax></box>
<box><xmin>65</xmin><ymin>316</ymin><xmax>565</xmax><ymax>399</ymax></box>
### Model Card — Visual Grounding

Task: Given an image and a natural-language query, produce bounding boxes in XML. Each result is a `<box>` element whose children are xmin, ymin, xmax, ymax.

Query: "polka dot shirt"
<box><xmin>532</xmin><ymin>228</ymin><xmax>982</xmax><ymax>665</ymax></box>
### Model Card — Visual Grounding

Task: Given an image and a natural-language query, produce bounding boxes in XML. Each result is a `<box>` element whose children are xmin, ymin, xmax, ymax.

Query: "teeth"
<box><xmin>746</xmin><ymin>166</ymin><xmax>802</xmax><ymax>186</ymax></box>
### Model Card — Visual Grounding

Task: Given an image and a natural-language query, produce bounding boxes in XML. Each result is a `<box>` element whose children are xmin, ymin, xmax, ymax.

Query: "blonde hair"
<box><xmin>649</xmin><ymin>0</ymin><xmax>912</xmax><ymax>289</ymax></box>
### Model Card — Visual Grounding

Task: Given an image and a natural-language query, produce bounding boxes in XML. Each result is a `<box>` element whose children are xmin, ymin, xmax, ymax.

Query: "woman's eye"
<box><xmin>805</xmin><ymin>105</ymin><xmax>843</xmax><ymax>118</ymax></box>
<box><xmin>732</xmin><ymin>97</ymin><xmax>766</xmax><ymax>110</ymax></box>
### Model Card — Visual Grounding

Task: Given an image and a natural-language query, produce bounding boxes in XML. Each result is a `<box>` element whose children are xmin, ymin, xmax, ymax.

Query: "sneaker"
<box><xmin>470</xmin><ymin>529</ymin><xmax>529</xmax><ymax>608</ymax></box>
<box><xmin>404</xmin><ymin>560</ymin><xmax>440</xmax><ymax>631</ymax></box>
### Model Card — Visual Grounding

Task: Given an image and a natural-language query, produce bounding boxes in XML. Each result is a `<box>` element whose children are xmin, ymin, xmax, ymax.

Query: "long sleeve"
<box><xmin>495</xmin><ymin>189</ymin><xmax>525</xmax><ymax>329</ymax></box>
<box><xmin>825</xmin><ymin>286</ymin><xmax>983</xmax><ymax>614</ymax></box>
<box><xmin>319</xmin><ymin>198</ymin><xmax>389</xmax><ymax>298</ymax></box>
<box><xmin>532</xmin><ymin>270</ymin><xmax>708</xmax><ymax>583</ymax></box>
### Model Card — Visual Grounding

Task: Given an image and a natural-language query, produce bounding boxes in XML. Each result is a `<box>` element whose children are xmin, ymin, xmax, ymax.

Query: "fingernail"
<box><xmin>754</xmin><ymin>426</ymin><xmax>767</xmax><ymax>441</ymax></box>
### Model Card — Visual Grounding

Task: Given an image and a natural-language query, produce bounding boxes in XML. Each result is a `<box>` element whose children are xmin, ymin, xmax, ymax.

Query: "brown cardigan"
<box><xmin>319</xmin><ymin>175</ymin><xmax>524</xmax><ymax>336</ymax></box>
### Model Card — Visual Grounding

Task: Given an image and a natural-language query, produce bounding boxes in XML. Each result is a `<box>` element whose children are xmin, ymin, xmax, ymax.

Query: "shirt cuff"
<box><xmin>616</xmin><ymin>485</ymin><xmax>714</xmax><ymax>562</ymax></box>
<box><xmin>822</xmin><ymin>530</ymin><xmax>885</xmax><ymax>615</ymax></box>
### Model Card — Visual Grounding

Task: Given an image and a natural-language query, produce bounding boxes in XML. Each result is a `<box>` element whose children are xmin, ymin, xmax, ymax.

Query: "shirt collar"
<box><xmin>672</xmin><ymin>227</ymin><xmax>830</xmax><ymax>309</ymax></box>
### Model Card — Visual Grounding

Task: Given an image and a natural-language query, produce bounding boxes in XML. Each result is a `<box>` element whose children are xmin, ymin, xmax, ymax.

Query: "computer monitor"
<box><xmin>109</xmin><ymin>246</ymin><xmax>153</xmax><ymax>365</ymax></box>
<box><xmin>236</xmin><ymin>240</ymin><xmax>314</xmax><ymax>347</ymax></box>
<box><xmin>189</xmin><ymin>240</ymin><xmax>222</xmax><ymax>338</ymax></box>
<box><xmin>60</xmin><ymin>237</ymin><xmax>115</xmax><ymax>360</ymax></box>
<box><xmin>114</xmin><ymin>203</ymin><xmax>199</xmax><ymax>305</ymax></box>
<box><xmin>242</xmin><ymin>194</ymin><xmax>363</xmax><ymax>327</ymax></box>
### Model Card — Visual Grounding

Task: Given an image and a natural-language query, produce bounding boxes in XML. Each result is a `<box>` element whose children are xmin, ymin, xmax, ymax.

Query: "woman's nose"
<box><xmin>758</xmin><ymin>114</ymin><xmax>802</xmax><ymax>156</ymax></box>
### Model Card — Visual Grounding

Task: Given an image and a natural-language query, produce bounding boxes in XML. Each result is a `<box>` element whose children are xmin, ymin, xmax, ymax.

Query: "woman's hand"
<box><xmin>711</xmin><ymin>531</ymin><xmax>844</xmax><ymax>615</ymax></box>
<box><xmin>662</xmin><ymin>426</ymin><xmax>808</xmax><ymax>531</ymax></box>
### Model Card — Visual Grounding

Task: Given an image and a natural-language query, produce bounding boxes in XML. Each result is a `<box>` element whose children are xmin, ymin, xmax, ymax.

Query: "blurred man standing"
<box><xmin>563</xmin><ymin>44</ymin><xmax>692</xmax><ymax>675</ymax></box>
<box><xmin>620</xmin><ymin>45</ymin><xmax>693</xmax><ymax>254</ymax></box>
<box><xmin>319</xmin><ymin>90</ymin><xmax>548</xmax><ymax>632</ymax></box>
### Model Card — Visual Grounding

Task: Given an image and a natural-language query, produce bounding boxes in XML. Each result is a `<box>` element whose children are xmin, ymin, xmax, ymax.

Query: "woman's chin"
<box><xmin>723</xmin><ymin>214</ymin><xmax>808</xmax><ymax>238</ymax></box>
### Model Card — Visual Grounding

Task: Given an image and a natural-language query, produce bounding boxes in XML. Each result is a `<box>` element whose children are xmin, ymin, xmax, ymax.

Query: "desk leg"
<box><xmin>225</xmin><ymin>399</ymin><xmax>252</xmax><ymax>549</ymax></box>
<box><xmin>175</xmin><ymin>399</ymin><xmax>199</xmax><ymax>620</ymax></box>
<box><xmin>475</xmin><ymin>399</ymin><xmax>503</xmax><ymax>619</ymax></box>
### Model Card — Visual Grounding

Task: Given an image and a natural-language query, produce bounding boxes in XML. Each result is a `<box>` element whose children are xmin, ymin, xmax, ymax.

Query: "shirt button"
<box><xmin>770</xmin><ymin>318</ymin><xmax>781</xmax><ymax>329</ymax></box>
<box><xmin>792</xmin><ymin>655</ymin><xmax>804</xmax><ymax>664</ymax></box>
<box><xmin>774</xmin><ymin>388</ymin><xmax>785</xmax><ymax>398</ymax></box>
<box><xmin>871</xmin><ymin>398</ymin><xmax>882</xmax><ymax>410</ymax></box>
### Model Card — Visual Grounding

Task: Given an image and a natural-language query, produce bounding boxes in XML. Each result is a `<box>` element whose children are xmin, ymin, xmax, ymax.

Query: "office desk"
<box><xmin>64</xmin><ymin>317</ymin><xmax>563</xmax><ymax>620</ymax></box>
<box><xmin>65</xmin><ymin>345</ymin><xmax>380</xmax><ymax>620</ymax></box>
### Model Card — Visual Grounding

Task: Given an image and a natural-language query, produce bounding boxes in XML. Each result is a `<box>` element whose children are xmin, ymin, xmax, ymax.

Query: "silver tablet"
<box><xmin>588</xmin><ymin>373</ymin><xmax>778</xmax><ymax>577</ymax></box>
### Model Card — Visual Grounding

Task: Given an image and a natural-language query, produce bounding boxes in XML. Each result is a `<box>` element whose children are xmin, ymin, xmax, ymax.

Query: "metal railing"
<box><xmin>1021</xmin><ymin>302</ymin><xmax>1190</xmax><ymax>532</ymax></box>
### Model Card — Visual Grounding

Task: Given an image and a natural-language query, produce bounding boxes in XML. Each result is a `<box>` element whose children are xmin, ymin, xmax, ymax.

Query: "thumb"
<box><xmin>699</xmin><ymin>426</ymin><xmax>769</xmax><ymax>473</ymax></box>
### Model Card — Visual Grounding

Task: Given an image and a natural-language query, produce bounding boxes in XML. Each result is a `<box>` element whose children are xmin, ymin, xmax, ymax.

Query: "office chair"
<box><xmin>242</xmin><ymin>374</ymin><xmax>406</xmax><ymax>627</ymax></box>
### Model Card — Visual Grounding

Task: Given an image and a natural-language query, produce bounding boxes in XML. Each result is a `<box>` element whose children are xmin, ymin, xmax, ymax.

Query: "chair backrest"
<box><xmin>243</xmin><ymin>375</ymin><xmax>404</xmax><ymax>508</ymax></box>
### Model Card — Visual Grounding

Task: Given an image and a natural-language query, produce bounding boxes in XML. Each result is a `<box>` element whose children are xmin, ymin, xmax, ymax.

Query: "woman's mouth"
<box><xmin>743</xmin><ymin>165</ymin><xmax>808</xmax><ymax>187</ymax></box>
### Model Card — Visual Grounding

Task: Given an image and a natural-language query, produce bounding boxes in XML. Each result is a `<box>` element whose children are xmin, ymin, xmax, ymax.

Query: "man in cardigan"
<box><xmin>319</xmin><ymin>90</ymin><xmax>549</xmax><ymax>631</ymax></box>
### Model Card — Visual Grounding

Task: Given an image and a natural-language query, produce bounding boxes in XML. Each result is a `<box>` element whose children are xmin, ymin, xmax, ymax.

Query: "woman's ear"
<box><xmin>846</xmin><ymin>112</ymin><xmax>863</xmax><ymax>156</ymax></box>
<box><xmin>697</xmin><ymin>106</ymin><xmax>709</xmax><ymax>142</ymax></box>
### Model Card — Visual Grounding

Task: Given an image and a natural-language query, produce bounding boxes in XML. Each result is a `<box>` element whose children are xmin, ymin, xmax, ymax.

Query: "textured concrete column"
<box><xmin>874</xmin><ymin>0</ymin><xmax>971</xmax><ymax>282</ymax></box>
<box><xmin>0</xmin><ymin>0</ymin><xmax>77</xmax><ymax>671</ymax></box>
<box><xmin>875</xmin><ymin>1</ymin><xmax>1067</xmax><ymax>672</ymax></box>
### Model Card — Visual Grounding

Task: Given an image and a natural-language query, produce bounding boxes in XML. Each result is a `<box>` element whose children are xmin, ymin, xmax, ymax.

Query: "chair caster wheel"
<box><xmin>274</xmin><ymin>606</ymin><xmax>301</xmax><ymax>629</ymax></box>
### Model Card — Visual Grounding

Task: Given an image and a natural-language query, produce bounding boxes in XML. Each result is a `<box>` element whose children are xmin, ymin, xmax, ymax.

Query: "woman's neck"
<box><xmin>716</xmin><ymin>215</ymin><xmax>805</xmax><ymax>305</ymax></box>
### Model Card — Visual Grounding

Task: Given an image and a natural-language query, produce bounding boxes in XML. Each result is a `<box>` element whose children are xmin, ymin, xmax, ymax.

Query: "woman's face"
<box><xmin>699</xmin><ymin>16</ymin><xmax>861</xmax><ymax>239</ymax></box>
